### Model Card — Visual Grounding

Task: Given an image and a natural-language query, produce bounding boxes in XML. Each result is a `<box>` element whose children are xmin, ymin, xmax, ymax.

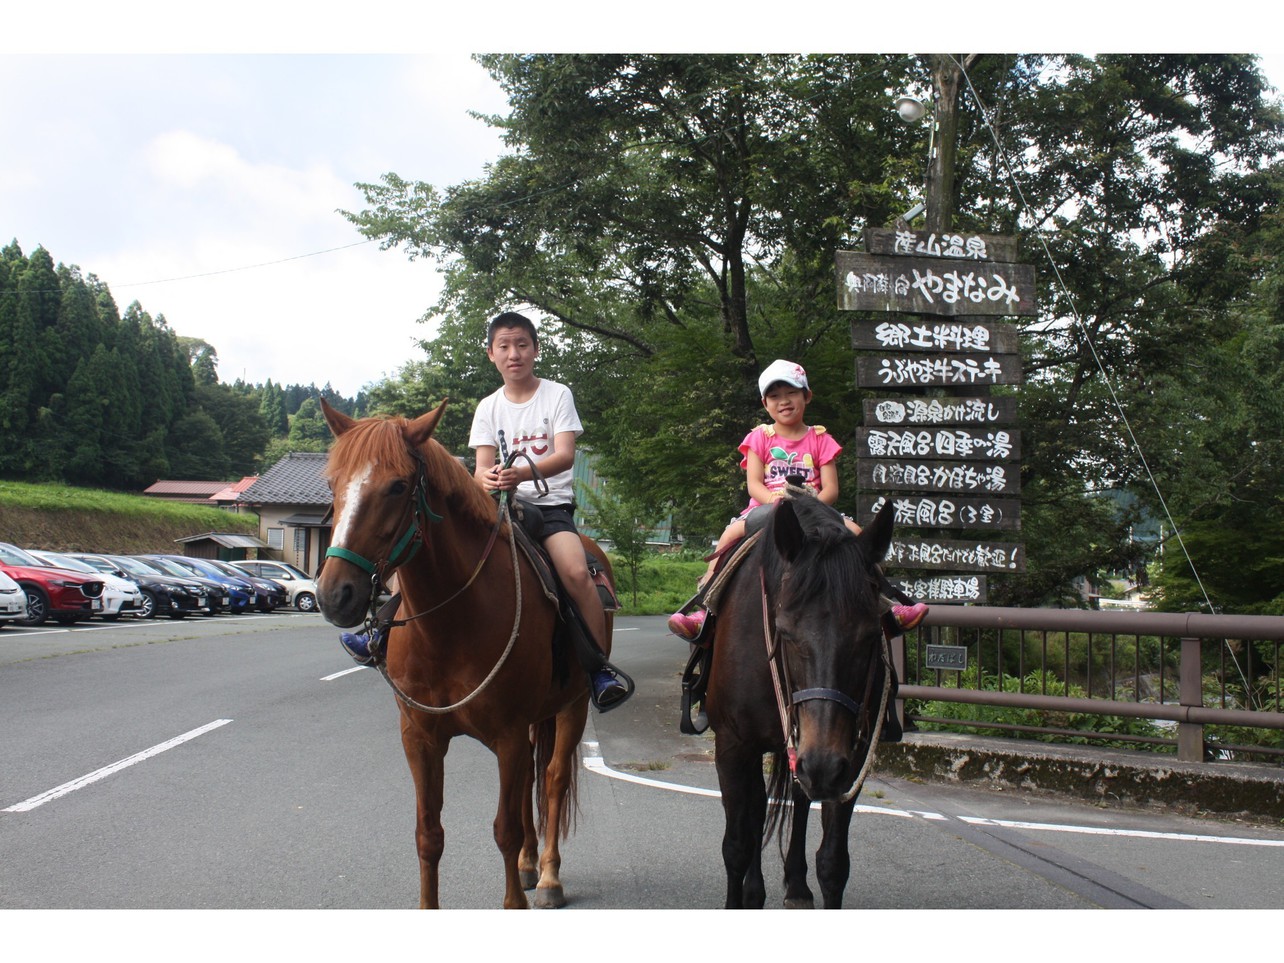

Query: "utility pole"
<box><xmin>924</xmin><ymin>54</ymin><xmax>976</xmax><ymax>235</ymax></box>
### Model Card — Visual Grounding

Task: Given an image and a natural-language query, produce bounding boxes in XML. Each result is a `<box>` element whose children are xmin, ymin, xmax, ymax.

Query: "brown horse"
<box><xmin>704</xmin><ymin>494</ymin><xmax>895</xmax><ymax>909</ymax></box>
<box><xmin>315</xmin><ymin>398</ymin><xmax>611</xmax><ymax>909</ymax></box>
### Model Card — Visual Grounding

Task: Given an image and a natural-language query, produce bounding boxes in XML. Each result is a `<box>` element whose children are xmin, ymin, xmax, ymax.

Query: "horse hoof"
<box><xmin>533</xmin><ymin>884</ymin><xmax>566</xmax><ymax>909</ymax></box>
<box><xmin>783</xmin><ymin>897</ymin><xmax>815</xmax><ymax>910</ymax></box>
<box><xmin>519</xmin><ymin>868</ymin><xmax>539</xmax><ymax>890</ymax></box>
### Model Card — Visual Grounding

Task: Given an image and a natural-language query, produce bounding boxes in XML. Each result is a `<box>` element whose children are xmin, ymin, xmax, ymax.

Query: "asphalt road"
<box><xmin>1</xmin><ymin>612</ymin><xmax>1280</xmax><ymax>950</ymax></box>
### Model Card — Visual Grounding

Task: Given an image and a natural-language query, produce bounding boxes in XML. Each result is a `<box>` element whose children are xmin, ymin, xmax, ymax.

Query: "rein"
<box><xmin>760</xmin><ymin>568</ymin><xmax>894</xmax><ymax>804</ymax></box>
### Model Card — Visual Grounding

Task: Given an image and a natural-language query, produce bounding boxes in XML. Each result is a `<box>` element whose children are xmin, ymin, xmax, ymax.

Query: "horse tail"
<box><xmin>532</xmin><ymin>717</ymin><xmax>581</xmax><ymax>840</ymax></box>
<box><xmin>763</xmin><ymin>749</ymin><xmax>794</xmax><ymax>852</ymax></box>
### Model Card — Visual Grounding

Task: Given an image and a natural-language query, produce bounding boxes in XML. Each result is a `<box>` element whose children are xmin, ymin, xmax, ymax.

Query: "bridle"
<box><xmin>324</xmin><ymin>445</ymin><xmax>539</xmax><ymax>715</ymax></box>
<box><xmin>761</xmin><ymin>568</ymin><xmax>894</xmax><ymax>804</ymax></box>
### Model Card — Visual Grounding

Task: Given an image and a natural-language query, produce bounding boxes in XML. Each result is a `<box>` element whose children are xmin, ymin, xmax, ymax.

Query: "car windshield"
<box><xmin>34</xmin><ymin>552</ymin><xmax>95</xmax><ymax>573</ymax></box>
<box><xmin>147</xmin><ymin>557</ymin><xmax>198</xmax><ymax>577</ymax></box>
<box><xmin>0</xmin><ymin>543</ymin><xmax>42</xmax><ymax>566</ymax></box>
<box><xmin>114</xmin><ymin>556</ymin><xmax>166</xmax><ymax>577</ymax></box>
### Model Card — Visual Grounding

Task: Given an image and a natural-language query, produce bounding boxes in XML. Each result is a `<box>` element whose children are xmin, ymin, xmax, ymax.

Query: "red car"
<box><xmin>0</xmin><ymin>542</ymin><xmax>106</xmax><ymax>626</ymax></box>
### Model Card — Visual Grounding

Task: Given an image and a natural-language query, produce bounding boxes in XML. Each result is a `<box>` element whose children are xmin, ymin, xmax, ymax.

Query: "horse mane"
<box><xmin>324</xmin><ymin>414</ymin><xmax>498</xmax><ymax>528</ymax></box>
<box><xmin>762</xmin><ymin>496</ymin><xmax>879</xmax><ymax>618</ymax></box>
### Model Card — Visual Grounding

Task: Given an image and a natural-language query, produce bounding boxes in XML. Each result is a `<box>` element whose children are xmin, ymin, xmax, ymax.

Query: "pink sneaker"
<box><xmin>893</xmin><ymin>602</ymin><xmax>928</xmax><ymax>631</ymax></box>
<box><xmin>668</xmin><ymin>609</ymin><xmax>707</xmax><ymax>640</ymax></box>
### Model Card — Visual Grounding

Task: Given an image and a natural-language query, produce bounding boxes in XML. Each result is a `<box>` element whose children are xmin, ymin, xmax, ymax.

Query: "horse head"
<box><xmin>766</xmin><ymin>496</ymin><xmax>895</xmax><ymax>801</ymax></box>
<box><xmin>315</xmin><ymin>398</ymin><xmax>450</xmax><ymax>628</ymax></box>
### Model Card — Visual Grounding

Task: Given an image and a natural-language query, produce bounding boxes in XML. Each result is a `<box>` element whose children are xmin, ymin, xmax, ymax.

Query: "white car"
<box><xmin>0</xmin><ymin>569</ymin><xmax>26</xmax><ymax>627</ymax></box>
<box><xmin>230</xmin><ymin>560</ymin><xmax>318</xmax><ymax>612</ymax></box>
<box><xmin>29</xmin><ymin>550</ymin><xmax>145</xmax><ymax>621</ymax></box>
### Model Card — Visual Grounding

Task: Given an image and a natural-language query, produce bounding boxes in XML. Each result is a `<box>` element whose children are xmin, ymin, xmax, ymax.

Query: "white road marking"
<box><xmin>2</xmin><ymin>719</ymin><xmax>233</xmax><ymax>813</ymax></box>
<box><xmin>321</xmin><ymin>666</ymin><xmax>369</xmax><ymax>681</ymax></box>
<box><xmin>580</xmin><ymin>741</ymin><xmax>1284</xmax><ymax>848</ymax></box>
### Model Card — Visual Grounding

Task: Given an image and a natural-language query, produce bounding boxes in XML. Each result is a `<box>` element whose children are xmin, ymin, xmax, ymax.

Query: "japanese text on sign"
<box><xmin>868</xmin><ymin>495</ymin><xmax>1019</xmax><ymax>531</ymax></box>
<box><xmin>885</xmin><ymin>539</ymin><xmax>1025</xmax><ymax>572</ymax></box>
<box><xmin>861</xmin><ymin>428</ymin><xmax>1016</xmax><ymax>460</ymax></box>
<box><xmin>890</xmin><ymin>576</ymin><xmax>986</xmax><ymax>604</ymax></box>
<box><xmin>863</xmin><ymin>459</ymin><xmax>1020</xmax><ymax>494</ymax></box>
<box><xmin>865</xmin><ymin>397</ymin><xmax>1015</xmax><ymax>426</ymax></box>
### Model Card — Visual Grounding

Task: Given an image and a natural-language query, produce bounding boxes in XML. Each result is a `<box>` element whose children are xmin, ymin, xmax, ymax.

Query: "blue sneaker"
<box><xmin>340</xmin><ymin>628</ymin><xmax>384</xmax><ymax>665</ymax></box>
<box><xmin>591</xmin><ymin>667</ymin><xmax>632</xmax><ymax>711</ymax></box>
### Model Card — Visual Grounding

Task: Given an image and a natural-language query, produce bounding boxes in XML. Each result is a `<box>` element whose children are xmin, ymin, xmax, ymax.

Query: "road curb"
<box><xmin>875</xmin><ymin>731</ymin><xmax>1284</xmax><ymax>823</ymax></box>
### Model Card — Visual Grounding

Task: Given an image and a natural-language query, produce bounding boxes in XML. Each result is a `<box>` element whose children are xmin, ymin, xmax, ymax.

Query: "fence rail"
<box><xmin>893</xmin><ymin>606</ymin><xmax>1284</xmax><ymax>763</ymax></box>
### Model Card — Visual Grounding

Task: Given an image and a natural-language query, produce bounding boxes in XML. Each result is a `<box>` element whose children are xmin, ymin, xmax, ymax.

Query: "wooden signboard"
<box><xmin>863</xmin><ymin>396</ymin><xmax>1017</xmax><ymax>427</ymax></box>
<box><xmin>836</xmin><ymin>251</ymin><xmax>1037</xmax><ymax>317</ymax></box>
<box><xmin>857</xmin><ymin>427</ymin><xmax>1020</xmax><ymax>462</ymax></box>
<box><xmin>884</xmin><ymin>538</ymin><xmax>1026</xmax><ymax>573</ymax></box>
<box><xmin>856</xmin><ymin>353</ymin><xmax>1023</xmax><ymax>388</ymax></box>
<box><xmin>860</xmin><ymin>494</ymin><xmax>1021</xmax><ymax>532</ymax></box>
<box><xmin>857</xmin><ymin>458</ymin><xmax>1021</xmax><ymax>495</ymax></box>
<box><xmin>889</xmin><ymin>575</ymin><xmax>987</xmax><ymax>605</ymax></box>
<box><xmin>851</xmin><ymin>319</ymin><xmax>1020</xmax><ymax>354</ymax></box>
<box><xmin>863</xmin><ymin>227</ymin><xmax>1020</xmax><ymax>263</ymax></box>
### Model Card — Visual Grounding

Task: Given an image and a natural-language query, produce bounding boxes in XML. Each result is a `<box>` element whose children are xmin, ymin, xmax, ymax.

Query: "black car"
<box><xmin>132</xmin><ymin>556</ymin><xmax>232</xmax><ymax>615</ymax></box>
<box><xmin>71</xmin><ymin>553</ymin><xmax>207</xmax><ymax>620</ymax></box>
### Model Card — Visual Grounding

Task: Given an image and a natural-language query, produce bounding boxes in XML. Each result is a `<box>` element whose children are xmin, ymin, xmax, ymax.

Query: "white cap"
<box><xmin>758</xmin><ymin>359</ymin><xmax>809</xmax><ymax>398</ymax></box>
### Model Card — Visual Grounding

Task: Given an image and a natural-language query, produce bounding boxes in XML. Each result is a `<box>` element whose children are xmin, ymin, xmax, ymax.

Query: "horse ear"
<box><xmin>320</xmin><ymin>397</ymin><xmax>357</xmax><ymax>437</ymax></box>
<box><xmin>860</xmin><ymin>497</ymin><xmax>896</xmax><ymax>565</ymax></box>
<box><xmin>772</xmin><ymin>500</ymin><xmax>806</xmax><ymax>561</ymax></box>
<box><xmin>407</xmin><ymin>398</ymin><xmax>450</xmax><ymax>447</ymax></box>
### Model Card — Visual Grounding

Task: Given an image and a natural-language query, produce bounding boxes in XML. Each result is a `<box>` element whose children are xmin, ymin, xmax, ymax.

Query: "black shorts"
<box><xmin>538</xmin><ymin>503</ymin><xmax>579</xmax><ymax>538</ymax></box>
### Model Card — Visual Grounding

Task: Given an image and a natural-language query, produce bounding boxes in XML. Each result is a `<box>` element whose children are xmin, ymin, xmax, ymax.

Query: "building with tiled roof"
<box><xmin>235</xmin><ymin>452</ymin><xmax>332</xmax><ymax>575</ymax></box>
<box><xmin>143</xmin><ymin>480</ymin><xmax>230</xmax><ymax>504</ymax></box>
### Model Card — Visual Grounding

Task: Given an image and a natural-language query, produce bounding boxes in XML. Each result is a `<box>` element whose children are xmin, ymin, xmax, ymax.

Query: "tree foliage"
<box><xmin>0</xmin><ymin>240</ymin><xmax>362</xmax><ymax>488</ymax></box>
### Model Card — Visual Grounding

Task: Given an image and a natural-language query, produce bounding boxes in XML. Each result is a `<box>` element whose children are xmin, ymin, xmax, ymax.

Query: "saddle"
<box><xmin>508</xmin><ymin>498</ymin><xmax>620</xmax><ymax>612</ymax></box>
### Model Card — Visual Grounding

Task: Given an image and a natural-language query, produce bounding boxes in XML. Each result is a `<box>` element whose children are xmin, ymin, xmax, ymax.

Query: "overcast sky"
<box><xmin>3</xmin><ymin>8</ymin><xmax>1281</xmax><ymax>397</ymax></box>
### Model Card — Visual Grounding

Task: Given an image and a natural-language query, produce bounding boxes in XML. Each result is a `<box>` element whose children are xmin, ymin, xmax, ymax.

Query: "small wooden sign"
<box><xmin>864</xmin><ymin>227</ymin><xmax>1020</xmax><ymax>263</ymax></box>
<box><xmin>884</xmin><ymin>538</ymin><xmax>1026</xmax><ymax>573</ymax></box>
<box><xmin>925</xmin><ymin>644</ymin><xmax>969</xmax><ymax>671</ymax></box>
<box><xmin>858</xmin><ymin>458</ymin><xmax>1021</xmax><ymax>495</ymax></box>
<box><xmin>836</xmin><ymin>251</ymin><xmax>1037</xmax><ymax>317</ymax></box>
<box><xmin>856</xmin><ymin>353</ymin><xmax>1024</xmax><ymax>388</ymax></box>
<box><xmin>857</xmin><ymin>427</ymin><xmax>1021</xmax><ymax>462</ymax></box>
<box><xmin>851</xmin><ymin>319</ymin><xmax>1020</xmax><ymax>354</ymax></box>
<box><xmin>890</xmin><ymin>575</ymin><xmax>987</xmax><ymax>604</ymax></box>
<box><xmin>863</xmin><ymin>396</ymin><xmax>1017</xmax><ymax>427</ymax></box>
<box><xmin>861</xmin><ymin>494</ymin><xmax>1021</xmax><ymax>532</ymax></box>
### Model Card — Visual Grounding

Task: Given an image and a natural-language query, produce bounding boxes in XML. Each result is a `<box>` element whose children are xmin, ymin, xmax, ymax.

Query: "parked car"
<box><xmin>29</xmin><ymin>549</ymin><xmax>145</xmax><ymax>620</ymax></box>
<box><xmin>231</xmin><ymin>560</ymin><xmax>318</xmax><ymax>612</ymax></box>
<box><xmin>71</xmin><ymin>554</ymin><xmax>210</xmax><ymax>620</ymax></box>
<box><xmin>0</xmin><ymin>569</ymin><xmax>26</xmax><ymax>629</ymax></box>
<box><xmin>142</xmin><ymin>555</ymin><xmax>256</xmax><ymax>613</ymax></box>
<box><xmin>199</xmin><ymin>558</ymin><xmax>286</xmax><ymax>612</ymax></box>
<box><xmin>132</xmin><ymin>555</ymin><xmax>233</xmax><ymax>614</ymax></box>
<box><xmin>0</xmin><ymin>542</ymin><xmax>105</xmax><ymax>626</ymax></box>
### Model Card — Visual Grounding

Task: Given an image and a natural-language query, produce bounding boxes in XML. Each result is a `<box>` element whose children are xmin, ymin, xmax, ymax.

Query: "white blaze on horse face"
<box><xmin>331</xmin><ymin>461</ymin><xmax>376</xmax><ymax>548</ymax></box>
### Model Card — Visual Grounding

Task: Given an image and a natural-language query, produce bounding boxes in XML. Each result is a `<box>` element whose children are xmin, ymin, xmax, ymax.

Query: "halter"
<box><xmin>324</xmin><ymin>445</ymin><xmax>443</xmax><ymax>580</ymax></box>
<box><xmin>761</xmin><ymin>567</ymin><xmax>894</xmax><ymax>804</ymax></box>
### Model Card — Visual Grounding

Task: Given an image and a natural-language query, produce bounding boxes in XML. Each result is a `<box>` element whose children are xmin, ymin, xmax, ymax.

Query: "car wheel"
<box><xmin>17</xmin><ymin>586</ymin><xmax>49</xmax><ymax>626</ymax></box>
<box><xmin>296</xmin><ymin>592</ymin><xmax>317</xmax><ymax>613</ymax></box>
<box><xmin>138</xmin><ymin>590</ymin><xmax>158</xmax><ymax>619</ymax></box>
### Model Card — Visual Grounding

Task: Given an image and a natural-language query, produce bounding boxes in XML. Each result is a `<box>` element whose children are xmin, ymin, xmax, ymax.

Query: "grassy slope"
<box><xmin>0</xmin><ymin>481</ymin><xmax>259</xmax><ymax>554</ymax></box>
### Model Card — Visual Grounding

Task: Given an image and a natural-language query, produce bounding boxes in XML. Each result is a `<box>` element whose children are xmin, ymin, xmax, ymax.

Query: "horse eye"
<box><xmin>389</xmin><ymin>479</ymin><xmax>409</xmax><ymax>496</ymax></box>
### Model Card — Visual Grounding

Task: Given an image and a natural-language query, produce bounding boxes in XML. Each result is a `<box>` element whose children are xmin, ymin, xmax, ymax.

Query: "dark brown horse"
<box><xmin>704</xmin><ymin>494</ymin><xmax>895</xmax><ymax>909</ymax></box>
<box><xmin>315</xmin><ymin>399</ymin><xmax>612</xmax><ymax>909</ymax></box>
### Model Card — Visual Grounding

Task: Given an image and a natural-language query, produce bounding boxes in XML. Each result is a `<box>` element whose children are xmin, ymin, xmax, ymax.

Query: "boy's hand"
<box><xmin>483</xmin><ymin>464</ymin><xmax>518</xmax><ymax>492</ymax></box>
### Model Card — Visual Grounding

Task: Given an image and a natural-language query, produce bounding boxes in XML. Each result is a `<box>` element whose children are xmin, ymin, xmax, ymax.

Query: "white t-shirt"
<box><xmin>468</xmin><ymin>379</ymin><xmax>583</xmax><ymax>504</ymax></box>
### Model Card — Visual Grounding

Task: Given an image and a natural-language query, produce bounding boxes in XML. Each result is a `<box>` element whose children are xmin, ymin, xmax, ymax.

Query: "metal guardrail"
<box><xmin>892</xmin><ymin>606</ymin><xmax>1284</xmax><ymax>763</ymax></box>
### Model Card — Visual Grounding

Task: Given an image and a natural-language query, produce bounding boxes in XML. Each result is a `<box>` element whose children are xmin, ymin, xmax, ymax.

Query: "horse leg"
<box><xmin>815</xmin><ymin>795</ymin><xmax>858</xmax><ymax>909</ymax></box>
<box><xmin>518</xmin><ymin>726</ymin><xmax>540</xmax><ymax>891</ymax></box>
<box><xmin>493</xmin><ymin>731</ymin><xmax>536</xmax><ymax>909</ymax></box>
<box><xmin>400</xmin><ymin>716</ymin><xmax>447</xmax><ymax>909</ymax></box>
<box><xmin>782</xmin><ymin>783</ymin><xmax>815</xmax><ymax>909</ymax></box>
<box><xmin>715</xmin><ymin>740</ymin><xmax>769</xmax><ymax>909</ymax></box>
<box><xmin>532</xmin><ymin>698</ymin><xmax>587</xmax><ymax>908</ymax></box>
